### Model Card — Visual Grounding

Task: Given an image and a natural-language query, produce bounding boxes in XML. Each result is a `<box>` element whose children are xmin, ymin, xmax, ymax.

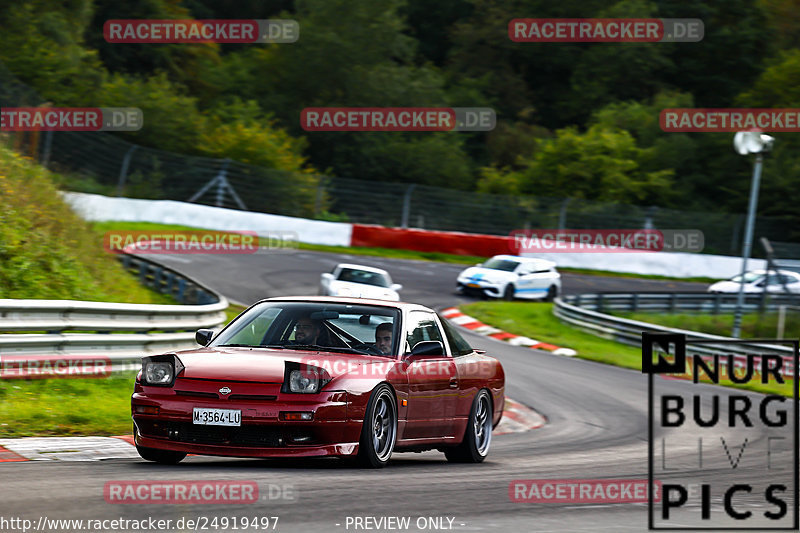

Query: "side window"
<box><xmin>406</xmin><ymin>311</ymin><xmax>444</xmax><ymax>353</ymax></box>
<box><xmin>439</xmin><ymin>315</ymin><xmax>473</xmax><ymax>357</ymax></box>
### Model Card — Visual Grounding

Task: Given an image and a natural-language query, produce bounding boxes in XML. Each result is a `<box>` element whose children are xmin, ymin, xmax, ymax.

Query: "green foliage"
<box><xmin>479</xmin><ymin>124</ymin><xmax>674</xmax><ymax>204</ymax></box>
<box><xmin>0</xmin><ymin>0</ymin><xmax>797</xmax><ymax>233</ymax></box>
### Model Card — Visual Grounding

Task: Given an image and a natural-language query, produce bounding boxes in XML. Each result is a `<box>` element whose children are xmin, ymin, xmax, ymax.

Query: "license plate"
<box><xmin>192</xmin><ymin>408</ymin><xmax>241</xmax><ymax>426</ymax></box>
<box><xmin>467</xmin><ymin>283</ymin><xmax>481</xmax><ymax>288</ymax></box>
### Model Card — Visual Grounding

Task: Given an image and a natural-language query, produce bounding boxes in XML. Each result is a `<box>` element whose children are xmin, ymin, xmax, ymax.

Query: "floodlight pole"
<box><xmin>732</xmin><ymin>153</ymin><xmax>763</xmax><ymax>338</ymax></box>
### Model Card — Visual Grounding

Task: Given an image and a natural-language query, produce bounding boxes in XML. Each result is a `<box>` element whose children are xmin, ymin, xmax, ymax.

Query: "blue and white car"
<box><xmin>456</xmin><ymin>255</ymin><xmax>561</xmax><ymax>301</ymax></box>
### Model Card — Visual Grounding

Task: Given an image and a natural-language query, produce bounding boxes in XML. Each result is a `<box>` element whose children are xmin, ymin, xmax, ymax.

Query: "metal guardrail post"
<box><xmin>139</xmin><ymin>263</ymin><xmax>148</xmax><ymax>286</ymax></box>
<box><xmin>631</xmin><ymin>293</ymin><xmax>638</xmax><ymax>312</ymax></box>
<box><xmin>597</xmin><ymin>294</ymin><xmax>604</xmax><ymax>313</ymax></box>
<box><xmin>669</xmin><ymin>293</ymin><xmax>676</xmax><ymax>312</ymax></box>
<box><xmin>177</xmin><ymin>278</ymin><xmax>186</xmax><ymax>303</ymax></box>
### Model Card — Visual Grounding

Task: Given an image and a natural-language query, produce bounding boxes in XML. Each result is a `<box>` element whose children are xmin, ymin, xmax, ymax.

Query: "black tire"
<box><xmin>445</xmin><ymin>389</ymin><xmax>493</xmax><ymax>463</ymax></box>
<box><xmin>502</xmin><ymin>285</ymin><xmax>515</xmax><ymax>301</ymax></box>
<box><xmin>545</xmin><ymin>285</ymin><xmax>558</xmax><ymax>302</ymax></box>
<box><xmin>136</xmin><ymin>445</ymin><xmax>186</xmax><ymax>464</ymax></box>
<box><xmin>357</xmin><ymin>384</ymin><xmax>397</xmax><ymax>468</ymax></box>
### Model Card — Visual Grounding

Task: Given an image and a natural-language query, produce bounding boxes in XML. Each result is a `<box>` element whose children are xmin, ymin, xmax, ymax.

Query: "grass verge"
<box><xmin>460</xmin><ymin>301</ymin><xmax>791</xmax><ymax>396</ymax></box>
<box><xmin>0</xmin><ymin>148</ymin><xmax>175</xmax><ymax>304</ymax></box>
<box><xmin>610</xmin><ymin>310</ymin><xmax>800</xmax><ymax>339</ymax></box>
<box><xmin>0</xmin><ymin>373</ymin><xmax>137</xmax><ymax>437</ymax></box>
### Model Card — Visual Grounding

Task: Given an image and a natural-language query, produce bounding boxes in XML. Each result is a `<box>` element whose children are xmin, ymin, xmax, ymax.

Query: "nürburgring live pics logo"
<box><xmin>643</xmin><ymin>332</ymin><xmax>799</xmax><ymax>530</ymax></box>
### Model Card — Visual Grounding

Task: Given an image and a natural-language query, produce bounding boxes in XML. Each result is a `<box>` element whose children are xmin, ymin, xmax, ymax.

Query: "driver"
<box><xmin>375</xmin><ymin>322</ymin><xmax>393</xmax><ymax>354</ymax></box>
<box><xmin>293</xmin><ymin>316</ymin><xmax>322</xmax><ymax>345</ymax></box>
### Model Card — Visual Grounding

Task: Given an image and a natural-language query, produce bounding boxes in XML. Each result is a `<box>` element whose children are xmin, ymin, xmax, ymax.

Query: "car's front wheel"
<box><xmin>445</xmin><ymin>389</ymin><xmax>493</xmax><ymax>463</ymax></box>
<box><xmin>357</xmin><ymin>384</ymin><xmax>397</xmax><ymax>468</ymax></box>
<box><xmin>136</xmin><ymin>445</ymin><xmax>186</xmax><ymax>465</ymax></box>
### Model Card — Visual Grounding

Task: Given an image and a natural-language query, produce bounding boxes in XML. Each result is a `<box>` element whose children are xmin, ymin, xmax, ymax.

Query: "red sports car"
<box><xmin>132</xmin><ymin>296</ymin><xmax>505</xmax><ymax>467</ymax></box>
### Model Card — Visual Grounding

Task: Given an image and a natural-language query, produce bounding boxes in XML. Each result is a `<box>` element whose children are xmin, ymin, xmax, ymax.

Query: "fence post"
<box><xmin>40</xmin><ymin>130</ymin><xmax>53</xmax><ymax>168</ymax></box>
<box><xmin>116</xmin><ymin>145</ymin><xmax>138</xmax><ymax>196</ymax></box>
<box><xmin>401</xmin><ymin>184</ymin><xmax>416</xmax><ymax>229</ymax></box>
<box><xmin>558</xmin><ymin>199</ymin><xmax>570</xmax><ymax>230</ymax></box>
<box><xmin>314</xmin><ymin>179</ymin><xmax>325</xmax><ymax>216</ymax></box>
<box><xmin>597</xmin><ymin>294</ymin><xmax>604</xmax><ymax>313</ymax></box>
<box><xmin>631</xmin><ymin>293</ymin><xmax>638</xmax><ymax>312</ymax></box>
<box><xmin>644</xmin><ymin>206</ymin><xmax>657</xmax><ymax>229</ymax></box>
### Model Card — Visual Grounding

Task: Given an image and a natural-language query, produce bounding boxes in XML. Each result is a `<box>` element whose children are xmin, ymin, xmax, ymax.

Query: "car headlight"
<box><xmin>282</xmin><ymin>363</ymin><xmax>331</xmax><ymax>394</ymax></box>
<box><xmin>141</xmin><ymin>354</ymin><xmax>184</xmax><ymax>387</ymax></box>
<box><xmin>290</xmin><ymin>369</ymin><xmax>320</xmax><ymax>393</ymax></box>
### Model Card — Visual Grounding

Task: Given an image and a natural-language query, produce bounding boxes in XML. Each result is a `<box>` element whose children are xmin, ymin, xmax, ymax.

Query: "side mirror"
<box><xmin>406</xmin><ymin>340</ymin><xmax>445</xmax><ymax>359</ymax></box>
<box><xmin>390</xmin><ymin>283</ymin><xmax>403</xmax><ymax>292</ymax></box>
<box><xmin>321</xmin><ymin>273</ymin><xmax>334</xmax><ymax>282</ymax></box>
<box><xmin>195</xmin><ymin>328</ymin><xmax>214</xmax><ymax>346</ymax></box>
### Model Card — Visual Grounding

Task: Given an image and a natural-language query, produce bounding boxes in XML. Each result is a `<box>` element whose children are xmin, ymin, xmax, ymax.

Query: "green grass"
<box><xmin>610</xmin><ymin>310</ymin><xmax>800</xmax><ymax>339</ymax></box>
<box><xmin>0</xmin><ymin>373</ymin><xmax>138</xmax><ymax>437</ymax></box>
<box><xmin>0</xmin><ymin>148</ymin><xmax>175</xmax><ymax>304</ymax></box>
<box><xmin>460</xmin><ymin>301</ymin><xmax>792</xmax><ymax>396</ymax></box>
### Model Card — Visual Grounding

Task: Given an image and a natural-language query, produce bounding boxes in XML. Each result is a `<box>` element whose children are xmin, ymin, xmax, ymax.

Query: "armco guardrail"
<box><xmin>0</xmin><ymin>254</ymin><xmax>228</xmax><ymax>372</ymax></box>
<box><xmin>554</xmin><ymin>294</ymin><xmax>796</xmax><ymax>374</ymax></box>
<box><xmin>565</xmin><ymin>291</ymin><xmax>800</xmax><ymax>314</ymax></box>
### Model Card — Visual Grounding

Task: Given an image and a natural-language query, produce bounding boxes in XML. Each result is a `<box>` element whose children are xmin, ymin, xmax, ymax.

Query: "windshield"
<box><xmin>482</xmin><ymin>258</ymin><xmax>520</xmax><ymax>272</ymax></box>
<box><xmin>212</xmin><ymin>301</ymin><xmax>400</xmax><ymax>356</ymax></box>
<box><xmin>336</xmin><ymin>268</ymin><xmax>391</xmax><ymax>288</ymax></box>
<box><xmin>729</xmin><ymin>272</ymin><xmax>763</xmax><ymax>284</ymax></box>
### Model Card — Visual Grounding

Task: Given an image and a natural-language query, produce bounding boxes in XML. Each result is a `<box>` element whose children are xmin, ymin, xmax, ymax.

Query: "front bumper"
<box><xmin>132</xmin><ymin>389</ymin><xmax>362</xmax><ymax>458</ymax></box>
<box><xmin>456</xmin><ymin>280</ymin><xmax>503</xmax><ymax>298</ymax></box>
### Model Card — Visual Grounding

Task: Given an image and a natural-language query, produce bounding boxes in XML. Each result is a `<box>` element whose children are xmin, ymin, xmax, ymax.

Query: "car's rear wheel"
<box><xmin>445</xmin><ymin>389</ymin><xmax>493</xmax><ymax>463</ymax></box>
<box><xmin>502</xmin><ymin>285</ymin><xmax>515</xmax><ymax>301</ymax></box>
<box><xmin>136</xmin><ymin>445</ymin><xmax>186</xmax><ymax>465</ymax></box>
<box><xmin>357</xmin><ymin>384</ymin><xmax>397</xmax><ymax>468</ymax></box>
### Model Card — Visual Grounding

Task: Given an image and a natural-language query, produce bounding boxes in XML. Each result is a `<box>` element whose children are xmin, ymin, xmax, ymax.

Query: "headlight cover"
<box><xmin>141</xmin><ymin>353</ymin><xmax>184</xmax><ymax>387</ymax></box>
<box><xmin>282</xmin><ymin>363</ymin><xmax>331</xmax><ymax>394</ymax></box>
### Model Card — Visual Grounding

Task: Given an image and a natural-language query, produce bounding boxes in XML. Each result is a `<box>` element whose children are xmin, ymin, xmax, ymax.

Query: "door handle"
<box><xmin>449</xmin><ymin>377</ymin><xmax>458</xmax><ymax>388</ymax></box>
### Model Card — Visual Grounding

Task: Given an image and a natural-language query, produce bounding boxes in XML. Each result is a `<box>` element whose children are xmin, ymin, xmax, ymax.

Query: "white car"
<box><xmin>707</xmin><ymin>269</ymin><xmax>800</xmax><ymax>294</ymax></box>
<box><xmin>456</xmin><ymin>254</ymin><xmax>561</xmax><ymax>301</ymax></box>
<box><xmin>320</xmin><ymin>263</ymin><xmax>403</xmax><ymax>301</ymax></box>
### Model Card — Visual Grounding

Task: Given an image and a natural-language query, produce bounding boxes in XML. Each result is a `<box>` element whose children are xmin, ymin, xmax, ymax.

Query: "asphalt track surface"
<box><xmin>2</xmin><ymin>250</ymin><xmax>794</xmax><ymax>532</ymax></box>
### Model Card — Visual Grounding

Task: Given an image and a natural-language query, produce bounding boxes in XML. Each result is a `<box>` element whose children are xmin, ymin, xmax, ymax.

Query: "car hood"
<box><xmin>459</xmin><ymin>266</ymin><xmax>514</xmax><ymax>283</ymax></box>
<box><xmin>173</xmin><ymin>348</ymin><xmax>396</xmax><ymax>382</ymax></box>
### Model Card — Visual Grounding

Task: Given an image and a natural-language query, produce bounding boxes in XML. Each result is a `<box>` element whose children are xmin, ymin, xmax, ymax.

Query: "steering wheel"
<box><xmin>351</xmin><ymin>343</ymin><xmax>383</xmax><ymax>355</ymax></box>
